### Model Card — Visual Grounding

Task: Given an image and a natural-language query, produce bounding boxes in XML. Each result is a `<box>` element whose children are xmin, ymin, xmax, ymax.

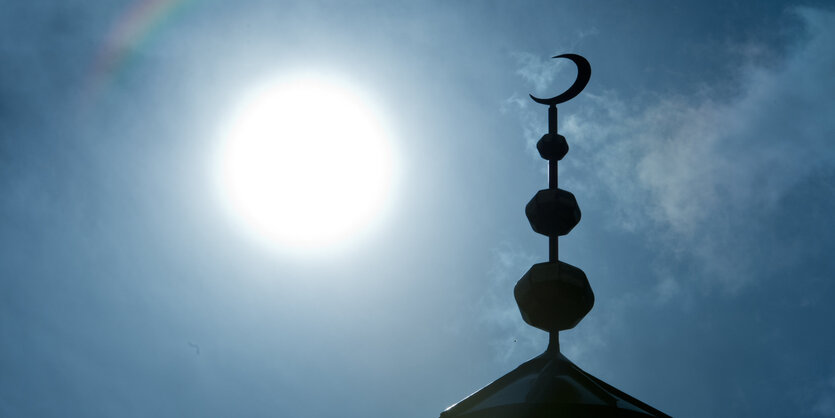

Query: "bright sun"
<box><xmin>216</xmin><ymin>75</ymin><xmax>395</xmax><ymax>251</ymax></box>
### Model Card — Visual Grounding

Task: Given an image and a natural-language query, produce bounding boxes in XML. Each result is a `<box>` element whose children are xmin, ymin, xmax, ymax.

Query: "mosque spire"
<box><xmin>516</xmin><ymin>54</ymin><xmax>593</xmax><ymax>348</ymax></box>
<box><xmin>439</xmin><ymin>53</ymin><xmax>669</xmax><ymax>418</ymax></box>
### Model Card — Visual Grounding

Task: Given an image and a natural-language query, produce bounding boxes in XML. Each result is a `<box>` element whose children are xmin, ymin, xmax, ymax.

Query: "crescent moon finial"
<box><xmin>529</xmin><ymin>54</ymin><xmax>591</xmax><ymax>106</ymax></box>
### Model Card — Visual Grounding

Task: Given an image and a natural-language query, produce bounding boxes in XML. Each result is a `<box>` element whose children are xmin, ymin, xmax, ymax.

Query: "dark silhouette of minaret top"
<box><xmin>439</xmin><ymin>54</ymin><xmax>669</xmax><ymax>418</ymax></box>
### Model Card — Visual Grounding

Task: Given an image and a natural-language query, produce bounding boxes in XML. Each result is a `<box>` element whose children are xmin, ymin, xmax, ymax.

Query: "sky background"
<box><xmin>2</xmin><ymin>1</ymin><xmax>835</xmax><ymax>417</ymax></box>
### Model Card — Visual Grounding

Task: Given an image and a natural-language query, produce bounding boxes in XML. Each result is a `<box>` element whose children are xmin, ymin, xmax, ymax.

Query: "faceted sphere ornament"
<box><xmin>514</xmin><ymin>261</ymin><xmax>594</xmax><ymax>332</ymax></box>
<box><xmin>525</xmin><ymin>189</ymin><xmax>581</xmax><ymax>237</ymax></box>
<box><xmin>536</xmin><ymin>133</ymin><xmax>569</xmax><ymax>161</ymax></box>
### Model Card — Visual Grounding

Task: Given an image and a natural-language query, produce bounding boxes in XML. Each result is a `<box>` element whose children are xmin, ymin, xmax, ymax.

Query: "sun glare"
<box><xmin>216</xmin><ymin>75</ymin><xmax>395</xmax><ymax>251</ymax></box>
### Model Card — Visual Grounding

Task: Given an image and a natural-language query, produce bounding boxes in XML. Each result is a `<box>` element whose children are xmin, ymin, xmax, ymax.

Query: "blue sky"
<box><xmin>2</xmin><ymin>1</ymin><xmax>834</xmax><ymax>417</ymax></box>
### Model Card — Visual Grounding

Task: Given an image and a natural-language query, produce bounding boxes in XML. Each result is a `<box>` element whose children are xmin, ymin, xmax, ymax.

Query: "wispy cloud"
<box><xmin>811</xmin><ymin>373</ymin><xmax>835</xmax><ymax>417</ymax></box>
<box><xmin>509</xmin><ymin>8</ymin><xmax>835</xmax><ymax>295</ymax></box>
<box><xmin>513</xmin><ymin>52</ymin><xmax>563</xmax><ymax>94</ymax></box>
<box><xmin>511</xmin><ymin>26</ymin><xmax>598</xmax><ymax>95</ymax></box>
<box><xmin>477</xmin><ymin>242</ymin><xmax>541</xmax><ymax>363</ymax></box>
<box><xmin>794</xmin><ymin>368</ymin><xmax>835</xmax><ymax>417</ymax></box>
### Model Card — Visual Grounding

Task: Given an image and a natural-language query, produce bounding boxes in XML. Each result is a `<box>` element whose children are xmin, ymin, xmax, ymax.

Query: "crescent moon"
<box><xmin>529</xmin><ymin>54</ymin><xmax>591</xmax><ymax>106</ymax></box>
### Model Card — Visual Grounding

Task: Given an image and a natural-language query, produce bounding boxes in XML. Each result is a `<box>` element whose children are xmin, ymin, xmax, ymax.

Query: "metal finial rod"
<box><xmin>548</xmin><ymin>104</ymin><xmax>558</xmax><ymax>262</ymax></box>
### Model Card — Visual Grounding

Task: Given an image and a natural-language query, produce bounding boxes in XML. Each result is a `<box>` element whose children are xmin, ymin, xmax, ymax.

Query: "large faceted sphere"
<box><xmin>514</xmin><ymin>261</ymin><xmax>594</xmax><ymax>332</ymax></box>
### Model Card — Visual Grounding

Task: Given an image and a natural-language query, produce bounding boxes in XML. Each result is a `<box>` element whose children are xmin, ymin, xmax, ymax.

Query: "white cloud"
<box><xmin>477</xmin><ymin>242</ymin><xmax>542</xmax><ymax>363</ymax></box>
<box><xmin>812</xmin><ymin>373</ymin><xmax>835</xmax><ymax>417</ymax></box>
<box><xmin>513</xmin><ymin>52</ymin><xmax>562</xmax><ymax>94</ymax></box>
<box><xmin>510</xmin><ymin>8</ymin><xmax>835</xmax><ymax>295</ymax></box>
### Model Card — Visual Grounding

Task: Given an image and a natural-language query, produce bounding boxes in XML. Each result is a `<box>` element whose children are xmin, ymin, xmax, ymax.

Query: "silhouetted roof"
<box><xmin>440</xmin><ymin>348</ymin><xmax>669</xmax><ymax>418</ymax></box>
